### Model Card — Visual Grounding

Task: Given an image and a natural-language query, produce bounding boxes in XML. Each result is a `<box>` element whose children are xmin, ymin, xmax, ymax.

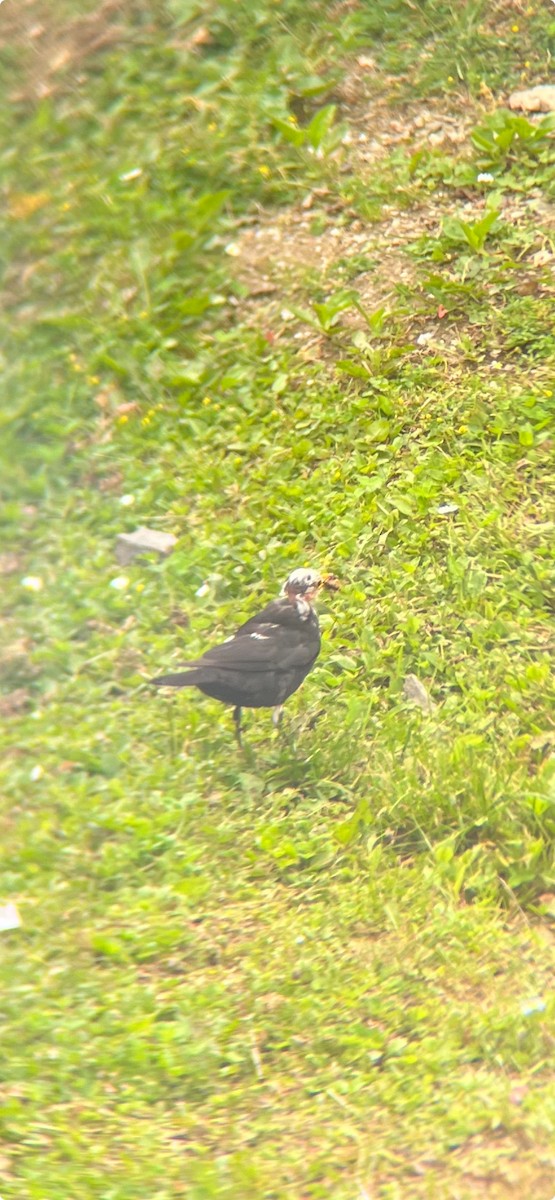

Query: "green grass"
<box><xmin>2</xmin><ymin>1</ymin><xmax>555</xmax><ymax>1196</ymax></box>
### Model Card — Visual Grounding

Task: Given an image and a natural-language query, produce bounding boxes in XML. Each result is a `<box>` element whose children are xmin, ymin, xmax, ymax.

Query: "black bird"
<box><xmin>152</xmin><ymin>567</ymin><xmax>340</xmax><ymax>742</ymax></box>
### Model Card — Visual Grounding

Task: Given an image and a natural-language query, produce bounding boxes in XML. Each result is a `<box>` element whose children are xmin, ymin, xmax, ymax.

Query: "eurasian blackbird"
<box><xmin>152</xmin><ymin>567</ymin><xmax>340</xmax><ymax>742</ymax></box>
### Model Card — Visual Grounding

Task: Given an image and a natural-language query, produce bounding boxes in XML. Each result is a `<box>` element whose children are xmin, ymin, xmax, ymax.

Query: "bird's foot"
<box><xmin>273</xmin><ymin>706</ymin><xmax>297</xmax><ymax>750</ymax></box>
<box><xmin>272</xmin><ymin>705</ymin><xmax>284</xmax><ymax>731</ymax></box>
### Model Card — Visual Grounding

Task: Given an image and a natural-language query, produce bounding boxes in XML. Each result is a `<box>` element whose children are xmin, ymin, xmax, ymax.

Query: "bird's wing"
<box><xmin>186</xmin><ymin>622</ymin><xmax>318</xmax><ymax>674</ymax></box>
<box><xmin>234</xmin><ymin>598</ymin><xmax>288</xmax><ymax>634</ymax></box>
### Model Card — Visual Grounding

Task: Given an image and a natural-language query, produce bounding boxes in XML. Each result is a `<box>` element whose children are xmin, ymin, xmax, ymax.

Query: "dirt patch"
<box><xmin>228</xmin><ymin>52</ymin><xmax>553</xmax><ymax>332</ymax></box>
<box><xmin>229</xmin><ymin>195</ymin><xmax>470</xmax><ymax>344</ymax></box>
<box><xmin>446</xmin><ymin>1136</ymin><xmax>555</xmax><ymax>1200</ymax></box>
<box><xmin>0</xmin><ymin>688</ymin><xmax>31</xmax><ymax>717</ymax></box>
<box><xmin>229</xmin><ymin>88</ymin><xmax>483</xmax><ymax>316</ymax></box>
<box><xmin>337</xmin><ymin>63</ymin><xmax>480</xmax><ymax>161</ymax></box>
<box><xmin>4</xmin><ymin>0</ymin><xmax>130</xmax><ymax>102</ymax></box>
<box><xmin>230</xmin><ymin>175</ymin><xmax>553</xmax><ymax>356</ymax></box>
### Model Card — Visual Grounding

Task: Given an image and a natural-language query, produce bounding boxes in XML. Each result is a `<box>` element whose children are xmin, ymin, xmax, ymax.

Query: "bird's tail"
<box><xmin>151</xmin><ymin>668</ymin><xmax>205</xmax><ymax>688</ymax></box>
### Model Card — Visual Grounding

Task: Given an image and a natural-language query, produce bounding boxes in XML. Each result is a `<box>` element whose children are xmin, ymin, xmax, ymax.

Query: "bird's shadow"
<box><xmin>236</xmin><ymin>713</ymin><xmax>333</xmax><ymax>794</ymax></box>
<box><xmin>154</xmin><ymin>693</ymin><xmax>337</xmax><ymax>797</ymax></box>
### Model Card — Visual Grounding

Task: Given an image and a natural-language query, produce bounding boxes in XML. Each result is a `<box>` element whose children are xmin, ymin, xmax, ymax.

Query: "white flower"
<box><xmin>119</xmin><ymin>494</ymin><xmax>135</xmax><ymax>506</ymax></box>
<box><xmin>521</xmin><ymin>997</ymin><xmax>546</xmax><ymax>1016</ymax></box>
<box><xmin>30</xmin><ymin>765</ymin><xmax>43</xmax><ymax>781</ymax></box>
<box><xmin>477</xmin><ymin>172</ymin><xmax>494</xmax><ymax>183</ymax></box>
<box><xmin>21</xmin><ymin>576</ymin><xmax>43</xmax><ymax>591</ymax></box>
<box><xmin>195</xmin><ymin>582</ymin><xmax>210</xmax><ymax>598</ymax></box>
<box><xmin>110</xmin><ymin>575</ymin><xmax>130</xmax><ymax>591</ymax></box>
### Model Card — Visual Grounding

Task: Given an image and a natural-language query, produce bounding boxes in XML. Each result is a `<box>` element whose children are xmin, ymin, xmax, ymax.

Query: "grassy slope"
<box><xmin>1</xmin><ymin>1</ymin><xmax>555</xmax><ymax>1196</ymax></box>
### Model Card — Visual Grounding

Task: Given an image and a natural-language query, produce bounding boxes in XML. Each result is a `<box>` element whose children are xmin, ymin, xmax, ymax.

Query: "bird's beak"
<box><xmin>321</xmin><ymin>573</ymin><xmax>341</xmax><ymax>592</ymax></box>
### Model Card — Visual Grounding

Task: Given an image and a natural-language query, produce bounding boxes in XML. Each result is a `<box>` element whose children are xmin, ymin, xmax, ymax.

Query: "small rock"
<box><xmin>403</xmin><ymin>674</ymin><xmax>435</xmax><ymax>714</ymax></box>
<box><xmin>508</xmin><ymin>85</ymin><xmax>555</xmax><ymax>113</ymax></box>
<box><xmin>0</xmin><ymin>903</ymin><xmax>21</xmax><ymax>932</ymax></box>
<box><xmin>115</xmin><ymin>527</ymin><xmax>177</xmax><ymax>565</ymax></box>
<box><xmin>531</xmin><ymin>248</ymin><xmax>553</xmax><ymax>268</ymax></box>
<box><xmin>248</xmin><ymin>280</ymin><xmax>278</xmax><ymax>297</ymax></box>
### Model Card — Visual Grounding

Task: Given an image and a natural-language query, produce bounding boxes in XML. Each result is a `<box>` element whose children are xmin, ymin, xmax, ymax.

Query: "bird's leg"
<box><xmin>273</xmin><ymin>705</ymin><xmax>295</xmax><ymax>750</ymax></box>
<box><xmin>233</xmin><ymin>705</ymin><xmax>243</xmax><ymax>747</ymax></box>
<box><xmin>272</xmin><ymin>705</ymin><xmax>284</xmax><ymax>731</ymax></box>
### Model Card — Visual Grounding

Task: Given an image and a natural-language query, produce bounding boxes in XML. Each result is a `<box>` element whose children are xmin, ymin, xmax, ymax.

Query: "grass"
<box><xmin>2</xmin><ymin>0</ymin><xmax>555</xmax><ymax>1196</ymax></box>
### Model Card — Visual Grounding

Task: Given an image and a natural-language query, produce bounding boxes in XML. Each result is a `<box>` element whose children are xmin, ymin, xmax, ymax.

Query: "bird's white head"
<box><xmin>281</xmin><ymin>567</ymin><xmax>340</xmax><ymax>605</ymax></box>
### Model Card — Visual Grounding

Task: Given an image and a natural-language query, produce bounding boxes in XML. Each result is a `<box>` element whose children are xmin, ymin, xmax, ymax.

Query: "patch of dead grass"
<box><xmin>4</xmin><ymin>0</ymin><xmax>130</xmax><ymax>102</ymax></box>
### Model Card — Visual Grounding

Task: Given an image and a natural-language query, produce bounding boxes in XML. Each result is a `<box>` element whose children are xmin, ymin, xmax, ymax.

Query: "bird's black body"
<box><xmin>152</xmin><ymin>567</ymin><xmax>339</xmax><ymax>741</ymax></box>
<box><xmin>154</xmin><ymin>596</ymin><xmax>320</xmax><ymax>708</ymax></box>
